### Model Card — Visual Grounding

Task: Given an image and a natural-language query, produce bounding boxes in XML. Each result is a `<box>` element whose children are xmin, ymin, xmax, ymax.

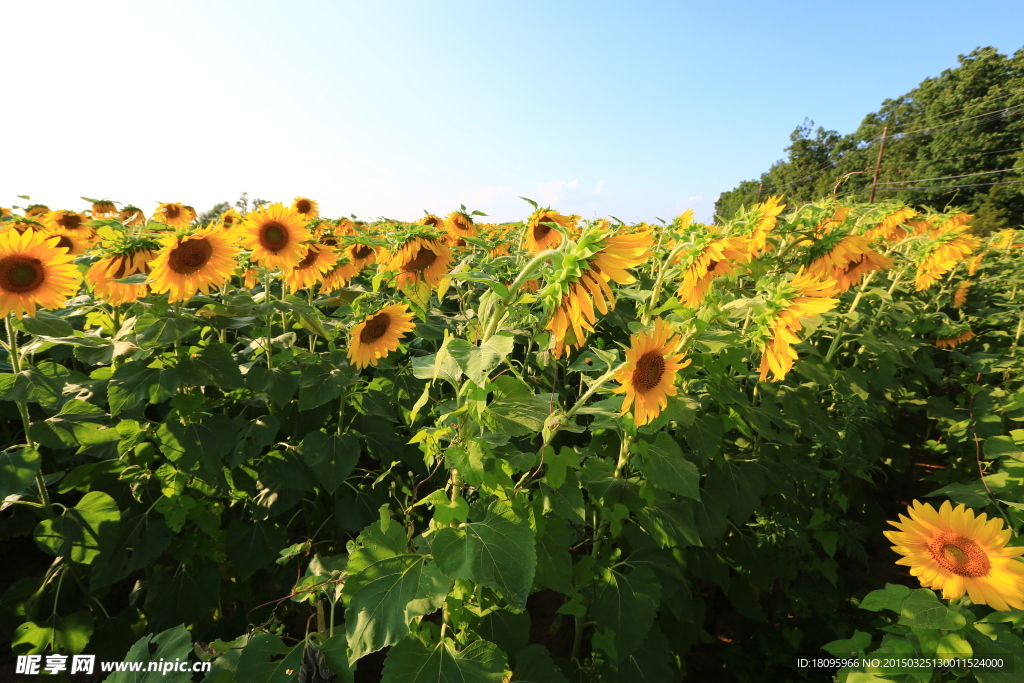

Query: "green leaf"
<box><xmin>302</xmin><ymin>431</ymin><xmax>359</xmax><ymax>493</ymax></box>
<box><xmin>235</xmin><ymin>633</ymin><xmax>304</xmax><ymax>683</ymax></box>
<box><xmin>612</xmin><ymin>625</ymin><xmax>676</xmax><ymax>683</ymax></box>
<box><xmin>34</xmin><ymin>491</ymin><xmax>120</xmax><ymax>564</ymax></box>
<box><xmin>539</xmin><ymin>473</ymin><xmax>586</xmax><ymax>526</ymax></box>
<box><xmin>411</xmin><ymin>348</ymin><xmax>463</xmax><ymax>387</ymax></box>
<box><xmin>684</xmin><ymin>413</ymin><xmax>722</xmax><ymax>464</ymax></box>
<box><xmin>590</xmin><ymin>565</ymin><xmax>660</xmax><ymax>660</ymax></box>
<box><xmin>11</xmin><ymin>610</ymin><xmax>94</xmax><ymax>656</ymax></box>
<box><xmin>432</xmin><ymin>504</ymin><xmax>537</xmax><ymax>609</ymax></box>
<box><xmin>105</xmin><ymin>624</ymin><xmax>194</xmax><ymax>683</ymax></box>
<box><xmin>177</xmin><ymin>342</ymin><xmax>244</xmax><ymax>389</ymax></box>
<box><xmin>136</xmin><ymin>312</ymin><xmax>194</xmax><ymax>348</ymax></box>
<box><xmin>534</xmin><ymin>516</ymin><xmax>572</xmax><ymax>595</ymax></box>
<box><xmin>157</xmin><ymin>414</ymin><xmax>235</xmax><ymax>482</ymax></box>
<box><xmin>109</xmin><ymin>361</ymin><xmax>180</xmax><ymax>415</ymax></box>
<box><xmin>447</xmin><ymin>332</ymin><xmax>515</xmax><ymax>385</ymax></box>
<box><xmin>299</xmin><ymin>363</ymin><xmax>348</xmax><ymax>410</ymax></box>
<box><xmin>20</xmin><ymin>311</ymin><xmax>74</xmax><ymax>337</ymax></box>
<box><xmin>143</xmin><ymin>562</ymin><xmax>220</xmax><ymax>631</ymax></box>
<box><xmin>512</xmin><ymin>644</ymin><xmax>568</xmax><ymax>683</ymax></box>
<box><xmin>345</xmin><ymin>554</ymin><xmax>448</xmax><ymax>661</ymax></box>
<box><xmin>382</xmin><ymin>638</ymin><xmax>507</xmax><ymax>683</ymax></box>
<box><xmin>634</xmin><ymin>432</ymin><xmax>700</xmax><ymax>500</ymax></box>
<box><xmin>0</xmin><ymin>446</ymin><xmax>41</xmax><ymax>501</ymax></box>
<box><xmin>0</xmin><ymin>367</ymin><xmax>62</xmax><ymax>406</ymax></box>
<box><xmin>245</xmin><ymin>366</ymin><xmax>299</xmax><ymax>407</ymax></box>
<box><xmin>634</xmin><ymin>489</ymin><xmax>701</xmax><ymax>548</ymax></box>
<box><xmin>898</xmin><ymin>589</ymin><xmax>966</xmax><ymax>630</ymax></box>
<box><xmin>860</xmin><ymin>583</ymin><xmax>912</xmax><ymax>613</ymax></box>
<box><xmin>231</xmin><ymin>414</ymin><xmax>280</xmax><ymax>467</ymax></box>
<box><xmin>226</xmin><ymin>520</ymin><xmax>288</xmax><ymax>580</ymax></box>
<box><xmin>480</xmin><ymin>376</ymin><xmax>555</xmax><ymax>436</ymax></box>
<box><xmin>984</xmin><ymin>435</ymin><xmax>1024</xmax><ymax>461</ymax></box>
<box><xmin>821</xmin><ymin>629</ymin><xmax>872</xmax><ymax>657</ymax></box>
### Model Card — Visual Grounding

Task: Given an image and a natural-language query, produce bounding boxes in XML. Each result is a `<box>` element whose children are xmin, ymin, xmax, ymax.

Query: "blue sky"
<box><xmin>3</xmin><ymin>0</ymin><xmax>1023</xmax><ymax>224</ymax></box>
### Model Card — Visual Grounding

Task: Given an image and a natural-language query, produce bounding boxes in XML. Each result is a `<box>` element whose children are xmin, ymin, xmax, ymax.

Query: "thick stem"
<box><xmin>642</xmin><ymin>243</ymin><xmax>688</xmax><ymax>326</ymax></box>
<box><xmin>6</xmin><ymin>314</ymin><xmax>52</xmax><ymax>516</ymax></box>
<box><xmin>264</xmin><ymin>271</ymin><xmax>274</xmax><ymax>369</ymax></box>
<box><xmin>481</xmin><ymin>249</ymin><xmax>559</xmax><ymax>342</ymax></box>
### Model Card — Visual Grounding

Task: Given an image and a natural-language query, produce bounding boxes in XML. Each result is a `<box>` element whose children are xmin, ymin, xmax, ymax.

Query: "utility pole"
<box><xmin>755</xmin><ymin>183</ymin><xmax>763</xmax><ymax>204</ymax></box>
<box><xmin>869</xmin><ymin>125</ymin><xmax>888</xmax><ymax>203</ymax></box>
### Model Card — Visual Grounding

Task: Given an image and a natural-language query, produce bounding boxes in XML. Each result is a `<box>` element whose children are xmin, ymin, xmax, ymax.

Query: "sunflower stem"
<box><xmin>264</xmin><ymin>270</ymin><xmax>274</xmax><ymax>369</ymax></box>
<box><xmin>5</xmin><ymin>314</ymin><xmax>52</xmax><ymax>517</ymax></box>
<box><xmin>642</xmin><ymin>243</ymin><xmax>688</xmax><ymax>326</ymax></box>
<box><xmin>481</xmin><ymin>249</ymin><xmax>559</xmax><ymax>342</ymax></box>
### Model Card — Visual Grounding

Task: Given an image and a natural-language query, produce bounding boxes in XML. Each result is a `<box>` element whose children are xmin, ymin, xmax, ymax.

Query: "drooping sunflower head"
<box><xmin>284</xmin><ymin>243</ymin><xmax>337</xmax><ymax>293</ymax></box>
<box><xmin>86</xmin><ymin>243</ymin><xmax>159</xmax><ymax>305</ymax></box>
<box><xmin>237</xmin><ymin>202</ymin><xmax>311</xmax><ymax>270</ymax></box>
<box><xmin>347</xmin><ymin>241</ymin><xmax>377</xmax><ymax>270</ymax></box>
<box><xmin>443</xmin><ymin>211</ymin><xmax>477</xmax><ymax>238</ymax></box>
<box><xmin>0</xmin><ymin>228</ymin><xmax>83</xmax><ymax>319</ymax></box>
<box><xmin>119</xmin><ymin>206</ymin><xmax>146</xmax><ymax>226</ymax></box>
<box><xmin>884</xmin><ymin>500</ymin><xmax>1024</xmax><ymax>611</ymax></box>
<box><xmin>41</xmin><ymin>210</ymin><xmax>91</xmax><ymax>235</ymax></box>
<box><xmin>219</xmin><ymin>208</ymin><xmax>242</xmax><ymax>230</ymax></box>
<box><xmin>611</xmin><ymin>318</ymin><xmax>692</xmax><ymax>426</ymax></box>
<box><xmin>153</xmin><ymin>202</ymin><xmax>196</xmax><ymax>230</ymax></box>
<box><xmin>292</xmin><ymin>196</ymin><xmax>319</xmax><ymax>219</ymax></box>
<box><xmin>388</xmin><ymin>235</ymin><xmax>453</xmax><ymax>288</ymax></box>
<box><xmin>417</xmin><ymin>214</ymin><xmax>444</xmax><ymax>230</ymax></box>
<box><xmin>148</xmin><ymin>229</ymin><xmax>239</xmax><ymax>303</ymax></box>
<box><xmin>4</xmin><ymin>217</ymin><xmax>46</xmax><ymax>235</ymax></box>
<box><xmin>347</xmin><ymin>303</ymin><xmax>417</xmax><ymax>369</ymax></box>
<box><xmin>44</xmin><ymin>229</ymin><xmax>91</xmax><ymax>256</ymax></box>
<box><xmin>24</xmin><ymin>205</ymin><xmax>50</xmax><ymax>218</ymax></box>
<box><xmin>524</xmin><ymin>210</ymin><xmax>571</xmax><ymax>253</ymax></box>
<box><xmin>88</xmin><ymin>198</ymin><xmax>118</xmax><ymax>218</ymax></box>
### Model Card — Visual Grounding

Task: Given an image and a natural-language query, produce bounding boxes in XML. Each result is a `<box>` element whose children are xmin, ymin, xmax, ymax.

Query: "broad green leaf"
<box><xmin>541</xmin><ymin>445</ymin><xmax>577</xmax><ymax>490</ymax></box>
<box><xmin>11</xmin><ymin>610</ymin><xmax>94</xmax><ymax>656</ymax></box>
<box><xmin>226</xmin><ymin>520</ymin><xmax>288</xmax><ymax>580</ymax></box>
<box><xmin>512</xmin><ymin>644</ymin><xmax>568</xmax><ymax>683</ymax></box>
<box><xmin>382</xmin><ymin>638</ymin><xmax>506</xmax><ymax>683</ymax></box>
<box><xmin>984</xmin><ymin>435</ymin><xmax>1024</xmax><ymax>461</ymax></box>
<box><xmin>634</xmin><ymin>490</ymin><xmax>701</xmax><ymax>548</ymax></box>
<box><xmin>0</xmin><ymin>445</ymin><xmax>40</xmax><ymax>501</ymax></box>
<box><xmin>109</xmin><ymin>361</ymin><xmax>180</xmax><ymax>415</ymax></box>
<box><xmin>859</xmin><ymin>583</ymin><xmax>912</xmax><ymax>613</ymax></box>
<box><xmin>898</xmin><ymin>589</ymin><xmax>966</xmax><ymax>630</ymax></box>
<box><xmin>345</xmin><ymin>554</ymin><xmax>447</xmax><ymax>661</ymax></box>
<box><xmin>411</xmin><ymin>349</ymin><xmax>463</xmax><ymax>387</ymax></box>
<box><xmin>309</xmin><ymin>633</ymin><xmax>356</xmax><ymax>682</ymax></box>
<box><xmin>432</xmin><ymin>504</ymin><xmax>537</xmax><ymax>609</ymax></box>
<box><xmin>608</xmin><ymin>625</ymin><xmax>676</xmax><ymax>682</ymax></box>
<box><xmin>480</xmin><ymin>376</ymin><xmax>554</xmax><ymax>437</ymax></box>
<box><xmin>91</xmin><ymin>512</ymin><xmax>171</xmax><ymax>589</ymax></box>
<box><xmin>177</xmin><ymin>342</ymin><xmax>244</xmax><ymax>389</ymax></box>
<box><xmin>447</xmin><ymin>332</ymin><xmax>515</xmax><ymax>385</ymax></box>
<box><xmin>821</xmin><ymin>630</ymin><xmax>872</xmax><ymax>657</ymax></box>
<box><xmin>106</xmin><ymin>624</ymin><xmax>194</xmax><ymax>683</ymax></box>
<box><xmin>634</xmin><ymin>432</ymin><xmax>700</xmax><ymax>500</ymax></box>
<box><xmin>20</xmin><ymin>311</ymin><xmax>74</xmax><ymax>337</ymax></box>
<box><xmin>299</xmin><ymin>363</ymin><xmax>349</xmax><ymax>410</ymax></box>
<box><xmin>234</xmin><ymin>633</ymin><xmax>304</xmax><ymax>683</ymax></box>
<box><xmin>534</xmin><ymin>516</ymin><xmax>572</xmax><ymax>595</ymax></box>
<box><xmin>0</xmin><ymin>366</ymin><xmax>63</xmax><ymax>406</ymax></box>
<box><xmin>136</xmin><ymin>312</ymin><xmax>194</xmax><ymax>348</ymax></box>
<box><xmin>245</xmin><ymin>366</ymin><xmax>299</xmax><ymax>407</ymax></box>
<box><xmin>157</xmin><ymin>414</ymin><xmax>235</xmax><ymax>482</ymax></box>
<box><xmin>302</xmin><ymin>431</ymin><xmax>359</xmax><ymax>493</ymax></box>
<box><xmin>143</xmin><ymin>563</ymin><xmax>221</xmax><ymax>631</ymax></box>
<box><xmin>539</xmin><ymin>473</ymin><xmax>587</xmax><ymax>526</ymax></box>
<box><xmin>230</xmin><ymin>414</ymin><xmax>280</xmax><ymax>467</ymax></box>
<box><xmin>590</xmin><ymin>565</ymin><xmax>660</xmax><ymax>660</ymax></box>
<box><xmin>34</xmin><ymin>490</ymin><xmax>120</xmax><ymax>564</ymax></box>
<box><xmin>684</xmin><ymin>413</ymin><xmax>722</xmax><ymax>464</ymax></box>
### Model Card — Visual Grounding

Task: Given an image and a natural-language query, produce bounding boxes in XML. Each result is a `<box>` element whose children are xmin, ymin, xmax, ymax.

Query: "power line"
<box><xmin>887</xmin><ymin>104</ymin><xmax>1024</xmax><ymax>140</ymax></box>
<box><xmin>890</xmin><ymin>87</ymin><xmax>1024</xmax><ymax>126</ymax></box>
<box><xmin>876</xmin><ymin>165</ymin><xmax>1024</xmax><ymax>186</ymax></box>
<box><xmin>882</xmin><ymin>144</ymin><xmax>1024</xmax><ymax>169</ymax></box>
<box><xmin>883</xmin><ymin>179</ymin><xmax>1024</xmax><ymax>191</ymax></box>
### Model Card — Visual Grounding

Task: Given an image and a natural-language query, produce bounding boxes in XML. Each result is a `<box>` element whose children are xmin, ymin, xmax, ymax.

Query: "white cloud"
<box><xmin>458</xmin><ymin>185</ymin><xmax>514</xmax><ymax>208</ymax></box>
<box><xmin>687</xmin><ymin>195</ymin><xmax>704</xmax><ymax>202</ymax></box>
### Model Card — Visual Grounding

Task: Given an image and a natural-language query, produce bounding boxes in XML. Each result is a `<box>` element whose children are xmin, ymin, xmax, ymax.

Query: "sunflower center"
<box><xmin>706</xmin><ymin>260</ymin><xmax>719</xmax><ymax>273</ymax></box>
<box><xmin>296</xmin><ymin>200</ymin><xmax>312</xmax><ymax>214</ymax></box>
<box><xmin>928</xmin><ymin>531</ymin><xmax>991</xmax><ymax>577</ymax></box>
<box><xmin>533</xmin><ymin>223</ymin><xmax>552</xmax><ymax>242</ymax></box>
<box><xmin>52</xmin><ymin>236</ymin><xmax>74</xmax><ymax>252</ymax></box>
<box><xmin>165</xmin><ymin>205</ymin><xmax>180</xmax><ymax>219</ymax></box>
<box><xmin>109</xmin><ymin>254</ymin><xmax>131</xmax><ymax>279</ymax></box>
<box><xmin>403</xmin><ymin>246</ymin><xmax>437</xmax><ymax>272</ymax></box>
<box><xmin>360</xmin><ymin>313</ymin><xmax>391</xmax><ymax>343</ymax></box>
<box><xmin>297</xmin><ymin>248</ymin><xmax>319</xmax><ymax>269</ymax></box>
<box><xmin>260</xmin><ymin>223</ymin><xmax>288</xmax><ymax>251</ymax></box>
<box><xmin>632</xmin><ymin>351</ymin><xmax>666</xmax><ymax>392</ymax></box>
<box><xmin>353</xmin><ymin>245</ymin><xmax>373</xmax><ymax>259</ymax></box>
<box><xmin>0</xmin><ymin>256</ymin><xmax>45</xmax><ymax>293</ymax></box>
<box><xmin>168</xmin><ymin>238</ymin><xmax>213</xmax><ymax>274</ymax></box>
<box><xmin>844</xmin><ymin>256</ymin><xmax>864</xmax><ymax>275</ymax></box>
<box><xmin>60</xmin><ymin>215</ymin><xmax>82</xmax><ymax>230</ymax></box>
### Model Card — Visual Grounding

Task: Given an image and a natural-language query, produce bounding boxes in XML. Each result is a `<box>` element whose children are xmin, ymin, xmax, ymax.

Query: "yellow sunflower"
<box><xmin>884</xmin><ymin>500</ymin><xmax>1024</xmax><ymax>611</ymax></box>
<box><xmin>237</xmin><ymin>202</ymin><xmax>311</xmax><ymax>270</ymax></box>
<box><xmin>219</xmin><ymin>208</ymin><xmax>242</xmax><ymax>230</ymax></box>
<box><xmin>953</xmin><ymin>282</ymin><xmax>969</xmax><ymax>308</ymax></box>
<box><xmin>0</xmin><ymin>228</ymin><xmax>82</xmax><ymax>319</ymax></box>
<box><xmin>153</xmin><ymin>202</ymin><xmax>196</xmax><ymax>230</ymax></box>
<box><xmin>40</xmin><ymin>210</ymin><xmax>95</xmax><ymax>241</ymax></box>
<box><xmin>864</xmin><ymin>207</ymin><xmax>918</xmax><ymax>241</ymax></box>
<box><xmin>347</xmin><ymin>242</ymin><xmax>377</xmax><ymax>270</ymax></box>
<box><xmin>320</xmin><ymin>259</ymin><xmax>359</xmax><ymax>291</ymax></box>
<box><xmin>86</xmin><ymin>248</ymin><xmax>158</xmax><ymax>305</ymax></box>
<box><xmin>805</xmin><ymin>234</ymin><xmax>894</xmax><ymax>293</ymax></box>
<box><xmin>524</xmin><ymin>210</ymin><xmax>572</xmax><ymax>253</ymax></box>
<box><xmin>677</xmin><ymin>238</ymin><xmax>749</xmax><ymax>307</ymax></box>
<box><xmin>148</xmin><ymin>229</ymin><xmax>239</xmax><ymax>303</ymax></box>
<box><xmin>89</xmin><ymin>199</ymin><xmax>118</xmax><ymax>218</ymax></box>
<box><xmin>936</xmin><ymin>330</ymin><xmax>975</xmax><ymax>349</ymax></box>
<box><xmin>967</xmin><ymin>255</ymin><xmax>984</xmax><ymax>277</ymax></box>
<box><xmin>993</xmin><ymin>229</ymin><xmax>1016</xmax><ymax>251</ymax></box>
<box><xmin>347</xmin><ymin>303</ymin><xmax>417</xmax><ymax>369</ymax></box>
<box><xmin>612</xmin><ymin>318</ymin><xmax>691</xmax><ymax>426</ymax></box>
<box><xmin>417</xmin><ymin>214</ymin><xmax>444</xmax><ymax>230</ymax></box>
<box><xmin>757</xmin><ymin>271</ymin><xmax>839</xmax><ymax>383</ymax></box>
<box><xmin>743</xmin><ymin>195</ymin><xmax>785</xmax><ymax>258</ymax></box>
<box><xmin>24</xmin><ymin>205</ymin><xmax>50</xmax><ymax>218</ymax></box>
<box><xmin>119</xmin><ymin>206</ymin><xmax>146</xmax><ymax>226</ymax></box>
<box><xmin>44</xmin><ymin>229</ymin><xmax>91</xmax><ymax>256</ymax></box>
<box><xmin>292</xmin><ymin>196</ymin><xmax>319</xmax><ymax>220</ymax></box>
<box><xmin>915</xmin><ymin>233</ymin><xmax>977</xmax><ymax>291</ymax></box>
<box><xmin>284</xmin><ymin>243</ymin><xmax>337</xmax><ymax>292</ymax></box>
<box><xmin>443</xmin><ymin>211</ymin><xmax>477</xmax><ymax>238</ymax></box>
<box><xmin>388</xmin><ymin>236</ymin><xmax>452</xmax><ymax>288</ymax></box>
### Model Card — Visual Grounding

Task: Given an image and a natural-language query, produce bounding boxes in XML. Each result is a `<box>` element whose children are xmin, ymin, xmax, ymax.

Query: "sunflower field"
<box><xmin>2</xmin><ymin>195</ymin><xmax>1024</xmax><ymax>682</ymax></box>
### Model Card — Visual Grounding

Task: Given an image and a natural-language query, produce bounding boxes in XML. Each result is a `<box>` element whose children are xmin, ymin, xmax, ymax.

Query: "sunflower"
<box><xmin>742</xmin><ymin>195</ymin><xmax>785</xmax><ymax>258</ymax></box>
<box><xmin>444</xmin><ymin>211</ymin><xmax>477</xmax><ymax>238</ymax></box>
<box><xmin>677</xmin><ymin>237</ymin><xmax>749</xmax><ymax>307</ymax></box>
<box><xmin>119</xmin><ymin>206</ymin><xmax>146</xmax><ymax>226</ymax></box>
<box><xmin>612</xmin><ymin>318</ymin><xmax>691</xmax><ymax>426</ymax></box>
<box><xmin>347</xmin><ymin>242</ymin><xmax>377</xmax><ymax>270</ymax></box>
<box><xmin>757</xmin><ymin>271</ymin><xmax>839</xmax><ymax>383</ymax></box>
<box><xmin>387</xmin><ymin>236</ymin><xmax>452</xmax><ymax>288</ymax></box>
<box><xmin>86</xmin><ymin>247</ymin><xmax>158</xmax><ymax>305</ymax></box>
<box><xmin>148</xmin><ymin>229</ymin><xmax>239</xmax><ymax>303</ymax></box>
<box><xmin>284</xmin><ymin>243</ymin><xmax>337</xmax><ymax>292</ymax></box>
<box><xmin>44</xmin><ymin>229</ymin><xmax>91</xmax><ymax>256</ymax></box>
<box><xmin>24</xmin><ymin>205</ymin><xmax>50</xmax><ymax>218</ymax></box>
<box><xmin>40</xmin><ymin>210</ymin><xmax>95</xmax><ymax>241</ymax></box>
<box><xmin>953</xmin><ymin>282</ymin><xmax>969</xmax><ymax>308</ymax></box>
<box><xmin>805</xmin><ymin>234</ymin><xmax>894</xmax><ymax>293</ymax></box>
<box><xmin>0</xmin><ymin>207</ymin><xmax>11</xmax><ymax>219</ymax></box>
<box><xmin>915</xmin><ymin>233</ymin><xmax>977</xmax><ymax>291</ymax></box>
<box><xmin>89</xmin><ymin>199</ymin><xmax>118</xmax><ymax>218</ymax></box>
<box><xmin>994</xmin><ymin>229</ymin><xmax>1016</xmax><ymax>251</ymax></box>
<box><xmin>865</xmin><ymin>207</ymin><xmax>918</xmax><ymax>241</ymax></box>
<box><xmin>3</xmin><ymin>218</ymin><xmax>45</xmax><ymax>235</ymax></box>
<box><xmin>884</xmin><ymin>500</ymin><xmax>1024</xmax><ymax>611</ymax></box>
<box><xmin>936</xmin><ymin>330</ymin><xmax>975</xmax><ymax>349</ymax></box>
<box><xmin>219</xmin><ymin>208</ymin><xmax>242</xmax><ymax>230</ymax></box>
<box><xmin>417</xmin><ymin>214</ymin><xmax>444</xmax><ymax>230</ymax></box>
<box><xmin>0</xmin><ymin>228</ymin><xmax>82</xmax><ymax>319</ymax></box>
<box><xmin>320</xmin><ymin>259</ymin><xmax>359</xmax><ymax>291</ymax></box>
<box><xmin>967</xmin><ymin>255</ymin><xmax>984</xmax><ymax>277</ymax></box>
<box><xmin>347</xmin><ymin>303</ymin><xmax>417</xmax><ymax>369</ymax></box>
<box><xmin>153</xmin><ymin>202</ymin><xmax>196</xmax><ymax>230</ymax></box>
<box><xmin>524</xmin><ymin>210</ymin><xmax>572</xmax><ymax>253</ymax></box>
<box><xmin>237</xmin><ymin>203</ymin><xmax>311</xmax><ymax>270</ymax></box>
<box><xmin>292</xmin><ymin>197</ymin><xmax>319</xmax><ymax>220</ymax></box>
